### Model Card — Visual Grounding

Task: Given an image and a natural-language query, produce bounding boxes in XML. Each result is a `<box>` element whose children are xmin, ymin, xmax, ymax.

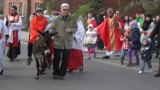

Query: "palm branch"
<box><xmin>70</xmin><ymin>2</ymin><xmax>93</xmax><ymax>28</ymax></box>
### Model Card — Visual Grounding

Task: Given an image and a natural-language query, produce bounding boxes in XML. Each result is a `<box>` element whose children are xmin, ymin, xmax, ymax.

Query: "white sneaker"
<box><xmin>138</xmin><ymin>71</ymin><xmax>143</xmax><ymax>74</ymax></box>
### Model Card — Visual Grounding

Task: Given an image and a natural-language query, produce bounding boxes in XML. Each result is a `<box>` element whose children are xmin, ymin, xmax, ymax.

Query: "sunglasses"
<box><xmin>89</xmin><ymin>27</ymin><xmax>93</xmax><ymax>28</ymax></box>
<box><xmin>63</xmin><ymin>9</ymin><xmax>69</xmax><ymax>11</ymax></box>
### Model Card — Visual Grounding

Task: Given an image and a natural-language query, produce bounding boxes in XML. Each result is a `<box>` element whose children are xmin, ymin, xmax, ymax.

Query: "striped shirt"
<box><xmin>120</xmin><ymin>35</ymin><xmax>130</xmax><ymax>50</ymax></box>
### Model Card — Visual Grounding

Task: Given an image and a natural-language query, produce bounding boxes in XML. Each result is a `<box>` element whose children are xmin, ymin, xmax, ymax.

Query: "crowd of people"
<box><xmin>0</xmin><ymin>3</ymin><xmax>160</xmax><ymax>80</ymax></box>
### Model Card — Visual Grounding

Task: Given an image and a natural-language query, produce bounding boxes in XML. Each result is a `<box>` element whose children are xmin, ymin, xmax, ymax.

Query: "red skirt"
<box><xmin>68</xmin><ymin>49</ymin><xmax>83</xmax><ymax>70</ymax></box>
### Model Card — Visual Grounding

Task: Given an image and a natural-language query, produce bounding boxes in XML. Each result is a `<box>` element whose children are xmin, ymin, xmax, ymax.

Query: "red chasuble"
<box><xmin>97</xmin><ymin>16</ymin><xmax>124</xmax><ymax>51</ymax></box>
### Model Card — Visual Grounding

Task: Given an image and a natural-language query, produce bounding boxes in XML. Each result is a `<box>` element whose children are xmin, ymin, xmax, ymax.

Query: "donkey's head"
<box><xmin>37</xmin><ymin>30</ymin><xmax>57</xmax><ymax>56</ymax></box>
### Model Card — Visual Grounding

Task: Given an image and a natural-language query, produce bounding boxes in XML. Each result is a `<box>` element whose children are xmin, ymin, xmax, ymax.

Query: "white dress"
<box><xmin>72</xmin><ymin>18</ymin><xmax>85</xmax><ymax>50</ymax></box>
<box><xmin>0</xmin><ymin>20</ymin><xmax>9</xmax><ymax>71</ymax></box>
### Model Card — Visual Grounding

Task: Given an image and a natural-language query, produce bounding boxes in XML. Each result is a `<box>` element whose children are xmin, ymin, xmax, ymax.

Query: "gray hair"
<box><xmin>107</xmin><ymin>8</ymin><xmax>114</xmax><ymax>14</ymax></box>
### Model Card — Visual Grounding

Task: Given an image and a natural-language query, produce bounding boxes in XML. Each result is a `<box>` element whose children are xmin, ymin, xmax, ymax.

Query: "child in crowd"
<box><xmin>120</xmin><ymin>26</ymin><xmax>131</xmax><ymax>65</ymax></box>
<box><xmin>127</xmin><ymin>20</ymin><xmax>141</xmax><ymax>66</ymax></box>
<box><xmin>84</xmin><ymin>24</ymin><xmax>97</xmax><ymax>60</ymax></box>
<box><xmin>138</xmin><ymin>38</ymin><xmax>152</xmax><ymax>74</ymax></box>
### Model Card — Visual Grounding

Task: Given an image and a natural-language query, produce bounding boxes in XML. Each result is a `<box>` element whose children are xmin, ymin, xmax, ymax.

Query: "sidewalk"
<box><xmin>21</xmin><ymin>31</ymin><xmax>159</xmax><ymax>73</ymax></box>
<box><xmin>90</xmin><ymin>49</ymin><xmax>159</xmax><ymax>73</ymax></box>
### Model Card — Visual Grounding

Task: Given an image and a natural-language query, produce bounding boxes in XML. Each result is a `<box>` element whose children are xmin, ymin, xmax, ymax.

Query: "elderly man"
<box><xmin>97</xmin><ymin>8</ymin><xmax>124</xmax><ymax>59</ymax></box>
<box><xmin>0</xmin><ymin>13</ymin><xmax>9</xmax><ymax>75</ymax></box>
<box><xmin>50</xmin><ymin>3</ymin><xmax>77</xmax><ymax>80</ymax></box>
<box><xmin>4</xmin><ymin>5</ymin><xmax>22</xmax><ymax>62</ymax></box>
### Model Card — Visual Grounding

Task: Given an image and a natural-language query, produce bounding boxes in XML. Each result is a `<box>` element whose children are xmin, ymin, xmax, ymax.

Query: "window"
<box><xmin>19</xmin><ymin>3</ymin><xmax>23</xmax><ymax>16</ymax></box>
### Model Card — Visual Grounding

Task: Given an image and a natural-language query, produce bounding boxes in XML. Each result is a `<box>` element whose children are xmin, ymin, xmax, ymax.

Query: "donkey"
<box><xmin>32</xmin><ymin>30</ymin><xmax>57</xmax><ymax>79</ymax></box>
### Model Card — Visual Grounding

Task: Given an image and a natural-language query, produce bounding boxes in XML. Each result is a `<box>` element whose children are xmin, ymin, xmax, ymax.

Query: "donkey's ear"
<box><xmin>50</xmin><ymin>31</ymin><xmax>58</xmax><ymax>36</ymax></box>
<box><xmin>37</xmin><ymin>30</ymin><xmax>45</xmax><ymax>36</ymax></box>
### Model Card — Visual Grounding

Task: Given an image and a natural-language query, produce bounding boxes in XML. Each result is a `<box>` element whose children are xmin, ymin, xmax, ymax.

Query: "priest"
<box><xmin>97</xmin><ymin>8</ymin><xmax>124</xmax><ymax>59</ymax></box>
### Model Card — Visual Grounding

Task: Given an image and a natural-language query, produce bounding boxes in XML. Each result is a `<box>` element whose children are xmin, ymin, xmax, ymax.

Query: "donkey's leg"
<box><xmin>35</xmin><ymin>58</ymin><xmax>40</xmax><ymax>79</ymax></box>
<box><xmin>42</xmin><ymin>55</ymin><xmax>47</xmax><ymax>75</ymax></box>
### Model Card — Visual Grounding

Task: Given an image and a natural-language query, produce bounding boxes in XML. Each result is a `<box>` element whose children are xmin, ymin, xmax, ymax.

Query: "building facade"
<box><xmin>4</xmin><ymin>0</ymin><xmax>43</xmax><ymax>16</ymax></box>
<box><xmin>3</xmin><ymin>0</ymin><xmax>143</xmax><ymax>29</ymax></box>
<box><xmin>4</xmin><ymin>0</ymin><xmax>43</xmax><ymax>29</ymax></box>
<box><xmin>0</xmin><ymin>0</ymin><xmax>4</xmax><ymax>14</ymax></box>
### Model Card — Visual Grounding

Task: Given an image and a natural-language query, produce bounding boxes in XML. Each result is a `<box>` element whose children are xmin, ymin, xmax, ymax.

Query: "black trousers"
<box><xmin>158</xmin><ymin>49</ymin><xmax>160</xmax><ymax>73</ymax></box>
<box><xmin>27</xmin><ymin>42</ymin><xmax>33</xmax><ymax>57</ymax></box>
<box><xmin>53</xmin><ymin>49</ymin><xmax>71</xmax><ymax>77</ymax></box>
<box><xmin>97</xmin><ymin>34</ymin><xmax>104</xmax><ymax>49</ymax></box>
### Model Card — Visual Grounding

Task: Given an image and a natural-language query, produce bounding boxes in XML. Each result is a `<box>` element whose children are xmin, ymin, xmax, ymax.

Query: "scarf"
<box><xmin>29</xmin><ymin>15</ymin><xmax>48</xmax><ymax>44</ymax></box>
<box><xmin>142</xmin><ymin>19</ymin><xmax>152</xmax><ymax>31</ymax></box>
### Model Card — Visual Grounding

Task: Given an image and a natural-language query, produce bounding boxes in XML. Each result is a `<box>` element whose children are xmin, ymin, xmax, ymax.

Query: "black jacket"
<box><xmin>96</xmin><ymin>14</ymin><xmax>104</xmax><ymax>25</ymax></box>
<box><xmin>131</xmin><ymin>27</ymin><xmax>141</xmax><ymax>49</ymax></box>
<box><xmin>150</xmin><ymin>20</ymin><xmax>160</xmax><ymax>48</ymax></box>
<box><xmin>141</xmin><ymin>43</ymin><xmax>152</xmax><ymax>60</ymax></box>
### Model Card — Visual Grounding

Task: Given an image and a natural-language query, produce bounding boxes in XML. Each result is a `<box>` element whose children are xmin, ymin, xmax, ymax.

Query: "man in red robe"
<box><xmin>4</xmin><ymin>5</ymin><xmax>22</xmax><ymax>62</ymax></box>
<box><xmin>97</xmin><ymin>8</ymin><xmax>124</xmax><ymax>59</ymax></box>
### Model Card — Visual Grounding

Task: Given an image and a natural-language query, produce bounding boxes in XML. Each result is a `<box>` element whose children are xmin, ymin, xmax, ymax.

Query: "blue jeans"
<box><xmin>121</xmin><ymin>49</ymin><xmax>127</xmax><ymax>62</ymax></box>
<box><xmin>140</xmin><ymin>59</ymin><xmax>152</xmax><ymax>71</ymax></box>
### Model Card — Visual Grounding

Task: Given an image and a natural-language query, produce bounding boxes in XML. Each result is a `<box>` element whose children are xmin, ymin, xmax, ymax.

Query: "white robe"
<box><xmin>3</xmin><ymin>15</ymin><xmax>22</xmax><ymax>43</ymax></box>
<box><xmin>0</xmin><ymin>20</ymin><xmax>9</xmax><ymax>71</ymax></box>
<box><xmin>72</xmin><ymin>19</ymin><xmax>85</xmax><ymax>50</ymax></box>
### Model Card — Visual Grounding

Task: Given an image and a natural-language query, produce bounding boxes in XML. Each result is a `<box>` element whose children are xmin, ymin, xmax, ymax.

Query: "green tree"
<box><xmin>141</xmin><ymin>0</ymin><xmax>160</xmax><ymax>16</ymax></box>
<box><xmin>117</xmin><ymin>0</ymin><xmax>160</xmax><ymax>17</ymax></box>
<box><xmin>41</xmin><ymin>0</ymin><xmax>54</xmax><ymax>14</ymax></box>
<box><xmin>83</xmin><ymin>0</ymin><xmax>105</xmax><ymax>15</ymax></box>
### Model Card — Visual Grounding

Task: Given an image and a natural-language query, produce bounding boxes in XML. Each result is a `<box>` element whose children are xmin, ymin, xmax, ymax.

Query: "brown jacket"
<box><xmin>50</xmin><ymin>14</ymin><xmax>77</xmax><ymax>50</ymax></box>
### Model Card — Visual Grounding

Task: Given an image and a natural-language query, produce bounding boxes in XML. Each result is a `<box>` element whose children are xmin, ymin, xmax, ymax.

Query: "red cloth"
<box><xmin>0</xmin><ymin>33</ymin><xmax>2</xmax><ymax>39</ymax></box>
<box><xmin>68</xmin><ymin>49</ymin><xmax>83</xmax><ymax>70</ymax></box>
<box><xmin>29</xmin><ymin>16</ymin><xmax>48</xmax><ymax>44</ymax></box>
<box><xmin>12</xmin><ymin>30</ymin><xmax>18</xmax><ymax>46</ymax></box>
<box><xmin>87</xmin><ymin>18</ymin><xmax>97</xmax><ymax>28</ymax></box>
<box><xmin>97</xmin><ymin>16</ymin><xmax>123</xmax><ymax>51</ymax></box>
<box><xmin>90</xmin><ymin>19</ymin><xmax>97</xmax><ymax>28</ymax></box>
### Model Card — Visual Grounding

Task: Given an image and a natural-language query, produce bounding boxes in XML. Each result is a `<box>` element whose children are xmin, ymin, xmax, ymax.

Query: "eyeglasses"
<box><xmin>63</xmin><ymin>9</ymin><xmax>69</xmax><ymax>11</ymax></box>
<box><xmin>89</xmin><ymin>27</ymin><xmax>92</xmax><ymax>28</ymax></box>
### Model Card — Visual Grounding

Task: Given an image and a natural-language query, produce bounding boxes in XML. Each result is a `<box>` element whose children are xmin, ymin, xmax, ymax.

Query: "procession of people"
<box><xmin>0</xmin><ymin>3</ymin><xmax>160</xmax><ymax>79</ymax></box>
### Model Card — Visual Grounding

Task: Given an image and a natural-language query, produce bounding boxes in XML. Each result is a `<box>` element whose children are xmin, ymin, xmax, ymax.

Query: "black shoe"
<box><xmin>154</xmin><ymin>73</ymin><xmax>160</xmax><ymax>77</ymax></box>
<box><xmin>79</xmin><ymin>64</ymin><xmax>83</xmax><ymax>72</ymax></box>
<box><xmin>10</xmin><ymin>58</ymin><xmax>13</xmax><ymax>62</ymax></box>
<box><xmin>0</xmin><ymin>70</ymin><xmax>3</xmax><ymax>75</ymax></box>
<box><xmin>27</xmin><ymin>57</ymin><xmax>32</xmax><ymax>65</ymax></box>
<box><xmin>155</xmin><ymin>56</ymin><xmax>158</xmax><ymax>58</ymax></box>
<box><xmin>126</xmin><ymin>63</ymin><xmax>133</xmax><ymax>67</ymax></box>
<box><xmin>102</xmin><ymin>56</ymin><xmax>110</xmax><ymax>59</ymax></box>
<box><xmin>59</xmin><ymin>76</ymin><xmax>64</xmax><ymax>80</ymax></box>
<box><xmin>132</xmin><ymin>63</ymin><xmax>139</xmax><ymax>66</ymax></box>
<box><xmin>68</xmin><ymin>70</ymin><xmax>73</xmax><ymax>73</ymax></box>
<box><xmin>52</xmin><ymin>73</ymin><xmax>59</xmax><ymax>79</ymax></box>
